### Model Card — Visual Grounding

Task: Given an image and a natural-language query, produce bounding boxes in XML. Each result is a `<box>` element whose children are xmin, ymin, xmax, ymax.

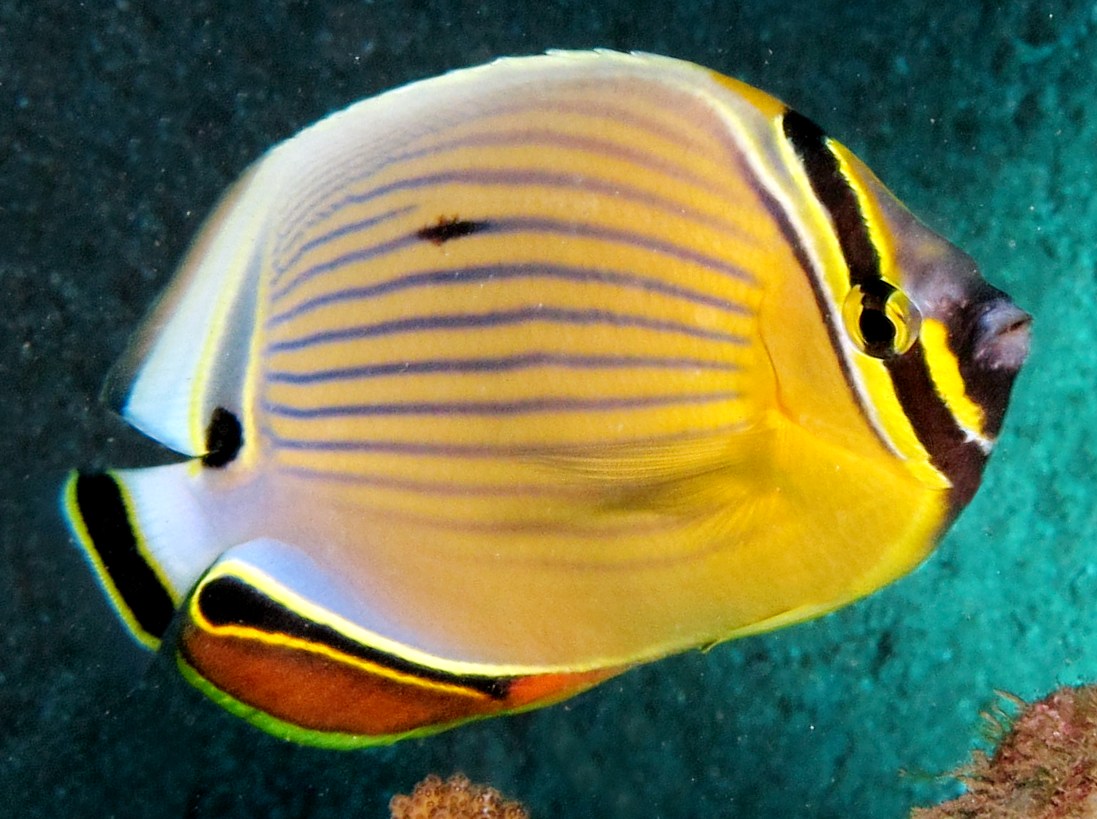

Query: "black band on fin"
<box><xmin>196</xmin><ymin>575</ymin><xmax>510</xmax><ymax>700</ymax></box>
<box><xmin>74</xmin><ymin>472</ymin><xmax>175</xmax><ymax>639</ymax></box>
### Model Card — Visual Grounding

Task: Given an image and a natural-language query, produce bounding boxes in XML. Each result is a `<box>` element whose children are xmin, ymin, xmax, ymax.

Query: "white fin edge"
<box><xmin>106</xmin><ymin>164</ymin><xmax>269</xmax><ymax>457</ymax></box>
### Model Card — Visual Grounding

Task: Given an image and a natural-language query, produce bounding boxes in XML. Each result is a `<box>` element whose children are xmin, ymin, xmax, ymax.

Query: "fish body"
<box><xmin>62</xmin><ymin>51</ymin><xmax>1029</xmax><ymax>746</ymax></box>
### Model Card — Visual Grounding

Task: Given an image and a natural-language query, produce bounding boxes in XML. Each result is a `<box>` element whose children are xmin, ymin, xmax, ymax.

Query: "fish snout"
<box><xmin>972</xmin><ymin>299</ymin><xmax>1031</xmax><ymax>373</ymax></box>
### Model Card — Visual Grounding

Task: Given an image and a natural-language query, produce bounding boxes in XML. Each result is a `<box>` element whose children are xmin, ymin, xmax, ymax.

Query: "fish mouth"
<box><xmin>951</xmin><ymin>290</ymin><xmax>1030</xmax><ymax>440</ymax></box>
<box><xmin>972</xmin><ymin>299</ymin><xmax>1032</xmax><ymax>374</ymax></box>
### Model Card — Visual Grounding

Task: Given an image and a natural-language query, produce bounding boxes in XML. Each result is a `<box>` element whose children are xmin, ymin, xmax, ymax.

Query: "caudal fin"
<box><xmin>61</xmin><ymin>463</ymin><xmax>226</xmax><ymax>649</ymax></box>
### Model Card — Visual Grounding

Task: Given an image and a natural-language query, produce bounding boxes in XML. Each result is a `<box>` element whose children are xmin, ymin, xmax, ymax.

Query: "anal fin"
<box><xmin>178</xmin><ymin>539</ymin><xmax>623</xmax><ymax>747</ymax></box>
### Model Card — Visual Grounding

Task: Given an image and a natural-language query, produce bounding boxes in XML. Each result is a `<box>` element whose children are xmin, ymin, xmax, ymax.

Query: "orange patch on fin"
<box><xmin>180</xmin><ymin>623</ymin><xmax>622</xmax><ymax>738</ymax></box>
<box><xmin>506</xmin><ymin>667</ymin><xmax>623</xmax><ymax>709</ymax></box>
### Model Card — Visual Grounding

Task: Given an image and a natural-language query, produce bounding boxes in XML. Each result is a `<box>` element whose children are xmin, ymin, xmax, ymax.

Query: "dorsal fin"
<box><xmin>104</xmin><ymin>165</ymin><xmax>267</xmax><ymax>457</ymax></box>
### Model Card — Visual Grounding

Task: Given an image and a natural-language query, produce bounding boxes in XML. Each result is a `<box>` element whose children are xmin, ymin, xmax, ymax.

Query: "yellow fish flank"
<box><xmin>62</xmin><ymin>51</ymin><xmax>1030</xmax><ymax>747</ymax></box>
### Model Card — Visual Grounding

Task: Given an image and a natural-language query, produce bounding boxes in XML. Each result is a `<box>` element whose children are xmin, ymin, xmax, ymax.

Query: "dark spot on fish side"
<box><xmin>203</xmin><ymin>407</ymin><xmax>242</xmax><ymax>468</ymax></box>
<box><xmin>417</xmin><ymin>215</ymin><xmax>490</xmax><ymax>245</ymax></box>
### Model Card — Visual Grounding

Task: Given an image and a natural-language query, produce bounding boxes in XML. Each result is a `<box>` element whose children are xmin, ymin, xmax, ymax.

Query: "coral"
<box><xmin>913</xmin><ymin>685</ymin><xmax>1097</xmax><ymax>818</ymax></box>
<box><xmin>389</xmin><ymin>773</ymin><xmax>529</xmax><ymax>819</ymax></box>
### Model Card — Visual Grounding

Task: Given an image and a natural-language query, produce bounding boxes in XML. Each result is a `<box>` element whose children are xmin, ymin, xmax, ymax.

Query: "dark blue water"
<box><xmin>3</xmin><ymin>2</ymin><xmax>1093</xmax><ymax>816</ymax></box>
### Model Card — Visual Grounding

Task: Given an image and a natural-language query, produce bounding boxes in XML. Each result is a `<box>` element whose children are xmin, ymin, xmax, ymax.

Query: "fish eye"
<box><xmin>842</xmin><ymin>281</ymin><xmax>921</xmax><ymax>359</ymax></box>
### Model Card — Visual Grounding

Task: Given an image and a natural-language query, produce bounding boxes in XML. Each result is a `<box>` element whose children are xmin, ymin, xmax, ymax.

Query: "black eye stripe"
<box><xmin>782</xmin><ymin>110</ymin><xmax>881</xmax><ymax>287</ymax></box>
<box><xmin>884</xmin><ymin>343</ymin><xmax>986</xmax><ymax>510</ymax></box>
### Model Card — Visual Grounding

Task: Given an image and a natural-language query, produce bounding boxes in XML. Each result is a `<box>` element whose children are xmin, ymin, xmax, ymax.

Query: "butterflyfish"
<box><xmin>62</xmin><ymin>51</ymin><xmax>1030</xmax><ymax>747</ymax></box>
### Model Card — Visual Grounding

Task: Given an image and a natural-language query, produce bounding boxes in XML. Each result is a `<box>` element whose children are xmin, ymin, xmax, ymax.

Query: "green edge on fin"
<box><xmin>175</xmin><ymin>651</ymin><xmax>494</xmax><ymax>749</ymax></box>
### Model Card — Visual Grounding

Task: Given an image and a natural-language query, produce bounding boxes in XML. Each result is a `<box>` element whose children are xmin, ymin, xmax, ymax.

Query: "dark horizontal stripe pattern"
<box><xmin>272</xmin><ymin>204</ymin><xmax>418</xmax><ymax>287</ymax></box>
<box><xmin>264</xmin><ymin>391</ymin><xmax>740</xmax><ymax>419</ymax></box>
<box><xmin>272</xmin><ymin>161</ymin><xmax>747</xmax><ymax>295</ymax></box>
<box><xmin>271</xmin><ymin>214</ymin><xmax>759</xmax><ymax>304</ymax></box>
<box><xmin>280</xmin><ymin>464</ymin><xmax>597</xmax><ymax>497</ymax></box>
<box><xmin>264</xmin><ymin>419</ymin><xmax>749</xmax><ymax>456</ymax></box>
<box><xmin>269</xmin><ymin>262</ymin><xmax>748</xmax><ymax>328</ymax></box>
<box><xmin>269</xmin><ymin>352</ymin><xmax>739</xmax><ymax>384</ymax></box>
<box><xmin>272</xmin><ymin>95</ymin><xmax>727</xmax><ymax>263</ymax></box>
<box><xmin>266</xmin><ymin>307</ymin><xmax>749</xmax><ymax>354</ymax></box>
<box><xmin>258</xmin><ymin>66</ymin><xmax>763</xmax><ymax>523</ymax></box>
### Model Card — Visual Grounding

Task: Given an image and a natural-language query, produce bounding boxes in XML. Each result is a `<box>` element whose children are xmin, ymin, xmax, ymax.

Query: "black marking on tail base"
<box><xmin>203</xmin><ymin>407</ymin><xmax>242</xmax><ymax>468</ymax></box>
<box><xmin>196</xmin><ymin>575</ymin><xmax>510</xmax><ymax>699</ymax></box>
<box><xmin>417</xmin><ymin>216</ymin><xmax>491</xmax><ymax>245</ymax></box>
<box><xmin>75</xmin><ymin>472</ymin><xmax>174</xmax><ymax>639</ymax></box>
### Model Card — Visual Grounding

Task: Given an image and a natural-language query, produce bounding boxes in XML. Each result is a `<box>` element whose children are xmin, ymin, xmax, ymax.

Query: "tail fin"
<box><xmin>61</xmin><ymin>463</ymin><xmax>225</xmax><ymax>649</ymax></box>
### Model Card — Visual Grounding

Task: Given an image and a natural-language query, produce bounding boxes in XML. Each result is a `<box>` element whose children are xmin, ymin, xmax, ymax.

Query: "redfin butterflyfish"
<box><xmin>62</xmin><ymin>51</ymin><xmax>1030</xmax><ymax>747</ymax></box>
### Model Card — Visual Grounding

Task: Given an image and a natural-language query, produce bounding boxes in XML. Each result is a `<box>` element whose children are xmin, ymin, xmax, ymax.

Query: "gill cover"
<box><xmin>775</xmin><ymin>108</ymin><xmax>1029</xmax><ymax>509</ymax></box>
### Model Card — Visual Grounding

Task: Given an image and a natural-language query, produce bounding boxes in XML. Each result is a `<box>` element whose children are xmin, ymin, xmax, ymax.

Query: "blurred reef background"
<box><xmin>3</xmin><ymin>1</ymin><xmax>1096</xmax><ymax>816</ymax></box>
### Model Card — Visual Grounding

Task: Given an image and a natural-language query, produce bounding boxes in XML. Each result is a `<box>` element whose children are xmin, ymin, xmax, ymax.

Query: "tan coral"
<box><xmin>390</xmin><ymin>773</ymin><xmax>530</xmax><ymax>819</ymax></box>
<box><xmin>914</xmin><ymin>685</ymin><xmax>1097</xmax><ymax>818</ymax></box>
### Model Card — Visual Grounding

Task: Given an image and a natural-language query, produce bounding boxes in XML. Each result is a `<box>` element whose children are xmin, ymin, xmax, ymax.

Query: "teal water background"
<box><xmin>2</xmin><ymin>2</ymin><xmax>1095</xmax><ymax>816</ymax></box>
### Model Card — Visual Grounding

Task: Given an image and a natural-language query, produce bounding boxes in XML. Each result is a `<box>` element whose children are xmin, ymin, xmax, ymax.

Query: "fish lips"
<box><xmin>953</xmin><ymin>286</ymin><xmax>1032</xmax><ymax>438</ymax></box>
